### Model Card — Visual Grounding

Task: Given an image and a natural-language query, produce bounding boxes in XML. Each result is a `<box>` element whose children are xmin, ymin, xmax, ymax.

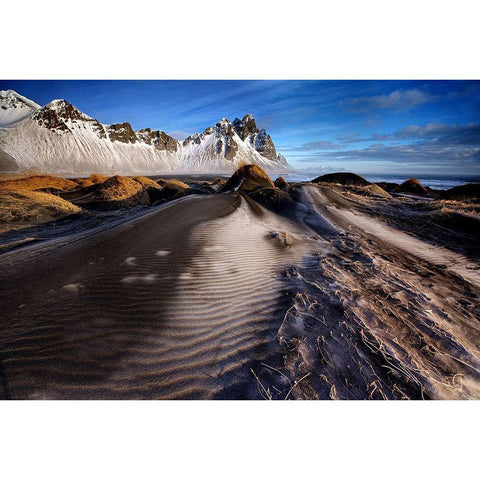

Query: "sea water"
<box><xmin>281</xmin><ymin>172</ymin><xmax>479</xmax><ymax>191</ymax></box>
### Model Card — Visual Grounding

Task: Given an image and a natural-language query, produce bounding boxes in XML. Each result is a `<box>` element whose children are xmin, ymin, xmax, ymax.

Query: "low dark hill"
<box><xmin>440</xmin><ymin>183</ymin><xmax>480</xmax><ymax>202</ymax></box>
<box><xmin>375</xmin><ymin>182</ymin><xmax>399</xmax><ymax>193</ymax></box>
<box><xmin>312</xmin><ymin>172</ymin><xmax>370</xmax><ymax>187</ymax></box>
<box><xmin>393</xmin><ymin>178</ymin><xmax>429</xmax><ymax>196</ymax></box>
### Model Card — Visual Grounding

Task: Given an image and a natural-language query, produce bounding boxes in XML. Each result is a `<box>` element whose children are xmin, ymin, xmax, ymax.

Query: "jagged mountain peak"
<box><xmin>32</xmin><ymin>99</ymin><xmax>106</xmax><ymax>137</ymax></box>
<box><xmin>42</xmin><ymin>99</ymin><xmax>94</xmax><ymax>122</ymax></box>
<box><xmin>0</xmin><ymin>91</ymin><xmax>290</xmax><ymax>174</ymax></box>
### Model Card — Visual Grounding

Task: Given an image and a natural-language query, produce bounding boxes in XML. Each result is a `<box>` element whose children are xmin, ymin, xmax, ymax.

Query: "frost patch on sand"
<box><xmin>156</xmin><ymin>250</ymin><xmax>171</xmax><ymax>257</ymax></box>
<box><xmin>121</xmin><ymin>274</ymin><xmax>159</xmax><ymax>284</ymax></box>
<box><xmin>62</xmin><ymin>283</ymin><xmax>83</xmax><ymax>292</ymax></box>
<box><xmin>203</xmin><ymin>245</ymin><xmax>224</xmax><ymax>252</ymax></box>
<box><xmin>178</xmin><ymin>272</ymin><xmax>193</xmax><ymax>280</ymax></box>
<box><xmin>123</xmin><ymin>257</ymin><xmax>137</xmax><ymax>266</ymax></box>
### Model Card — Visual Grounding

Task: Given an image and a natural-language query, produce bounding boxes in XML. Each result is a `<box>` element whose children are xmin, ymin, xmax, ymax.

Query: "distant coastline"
<box><xmin>282</xmin><ymin>172</ymin><xmax>480</xmax><ymax>190</ymax></box>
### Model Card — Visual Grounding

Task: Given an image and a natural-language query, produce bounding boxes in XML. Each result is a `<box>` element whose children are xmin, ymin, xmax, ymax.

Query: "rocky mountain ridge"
<box><xmin>0</xmin><ymin>90</ymin><xmax>290</xmax><ymax>174</ymax></box>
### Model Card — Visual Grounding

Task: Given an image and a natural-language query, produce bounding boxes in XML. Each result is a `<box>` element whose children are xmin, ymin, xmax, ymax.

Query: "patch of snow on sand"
<box><xmin>121</xmin><ymin>274</ymin><xmax>159</xmax><ymax>284</ymax></box>
<box><xmin>336</xmin><ymin>208</ymin><xmax>480</xmax><ymax>289</ymax></box>
<box><xmin>123</xmin><ymin>257</ymin><xmax>137</xmax><ymax>266</ymax></box>
<box><xmin>62</xmin><ymin>283</ymin><xmax>83</xmax><ymax>292</ymax></box>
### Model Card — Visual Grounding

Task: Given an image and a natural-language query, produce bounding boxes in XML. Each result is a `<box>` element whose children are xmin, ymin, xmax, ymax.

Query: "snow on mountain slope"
<box><xmin>0</xmin><ymin>91</ymin><xmax>291</xmax><ymax>174</ymax></box>
<box><xmin>181</xmin><ymin>118</ymin><xmax>285</xmax><ymax>172</ymax></box>
<box><xmin>0</xmin><ymin>99</ymin><xmax>180</xmax><ymax>174</ymax></box>
<box><xmin>0</xmin><ymin>90</ymin><xmax>41</xmax><ymax>126</ymax></box>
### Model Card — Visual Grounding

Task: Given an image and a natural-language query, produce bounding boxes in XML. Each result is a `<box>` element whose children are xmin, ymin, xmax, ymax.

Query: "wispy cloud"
<box><xmin>339</xmin><ymin>89</ymin><xmax>430</xmax><ymax>112</ymax></box>
<box><xmin>285</xmin><ymin>121</ymin><xmax>480</xmax><ymax>173</ymax></box>
<box><xmin>391</xmin><ymin>123</ymin><xmax>480</xmax><ymax>144</ymax></box>
<box><xmin>282</xmin><ymin>140</ymin><xmax>338</xmax><ymax>152</ymax></box>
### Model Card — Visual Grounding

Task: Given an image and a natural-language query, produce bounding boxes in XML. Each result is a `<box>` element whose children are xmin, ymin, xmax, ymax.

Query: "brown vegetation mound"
<box><xmin>91</xmin><ymin>176</ymin><xmax>150</xmax><ymax>209</ymax></box>
<box><xmin>73</xmin><ymin>174</ymin><xmax>108</xmax><ymax>188</ymax></box>
<box><xmin>0</xmin><ymin>174</ymin><xmax>78</xmax><ymax>192</ymax></box>
<box><xmin>221</xmin><ymin>164</ymin><xmax>275</xmax><ymax>192</ymax></box>
<box><xmin>375</xmin><ymin>182</ymin><xmax>399</xmax><ymax>193</ymax></box>
<box><xmin>157</xmin><ymin>180</ymin><xmax>190</xmax><ymax>201</ymax></box>
<box><xmin>156</xmin><ymin>179</ymin><xmax>189</xmax><ymax>189</ymax></box>
<box><xmin>0</xmin><ymin>189</ymin><xmax>81</xmax><ymax>229</ymax></box>
<box><xmin>393</xmin><ymin>178</ymin><xmax>429</xmax><ymax>196</ymax></box>
<box><xmin>362</xmin><ymin>184</ymin><xmax>392</xmax><ymax>198</ymax></box>
<box><xmin>274</xmin><ymin>176</ymin><xmax>289</xmax><ymax>190</ymax></box>
<box><xmin>248</xmin><ymin>187</ymin><xmax>297</xmax><ymax>214</ymax></box>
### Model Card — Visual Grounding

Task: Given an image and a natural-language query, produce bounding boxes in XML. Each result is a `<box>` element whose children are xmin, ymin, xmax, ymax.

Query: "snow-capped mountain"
<box><xmin>0</xmin><ymin>90</ymin><xmax>291</xmax><ymax>174</ymax></box>
<box><xmin>181</xmin><ymin>115</ymin><xmax>288</xmax><ymax>172</ymax></box>
<box><xmin>0</xmin><ymin>90</ymin><xmax>41</xmax><ymax>126</ymax></box>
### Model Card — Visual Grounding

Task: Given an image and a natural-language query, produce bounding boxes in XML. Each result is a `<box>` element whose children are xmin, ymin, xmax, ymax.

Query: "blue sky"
<box><xmin>2</xmin><ymin>80</ymin><xmax>479</xmax><ymax>175</ymax></box>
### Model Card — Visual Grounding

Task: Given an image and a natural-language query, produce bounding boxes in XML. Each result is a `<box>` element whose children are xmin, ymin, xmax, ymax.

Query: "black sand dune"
<box><xmin>0</xmin><ymin>193</ymin><xmax>312</xmax><ymax>399</ymax></box>
<box><xmin>0</xmin><ymin>173</ymin><xmax>479</xmax><ymax>399</ymax></box>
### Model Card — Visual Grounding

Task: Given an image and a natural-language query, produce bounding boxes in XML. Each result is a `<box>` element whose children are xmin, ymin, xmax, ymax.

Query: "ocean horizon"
<box><xmin>283</xmin><ymin>172</ymin><xmax>480</xmax><ymax>190</ymax></box>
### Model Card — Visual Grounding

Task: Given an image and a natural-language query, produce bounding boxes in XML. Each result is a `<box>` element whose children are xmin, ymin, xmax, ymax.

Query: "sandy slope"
<box><xmin>0</xmin><ymin>194</ymin><xmax>312</xmax><ymax>399</ymax></box>
<box><xmin>0</xmin><ymin>184</ymin><xmax>479</xmax><ymax>399</ymax></box>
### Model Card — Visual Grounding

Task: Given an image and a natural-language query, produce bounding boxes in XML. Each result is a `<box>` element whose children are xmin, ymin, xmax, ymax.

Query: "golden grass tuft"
<box><xmin>0</xmin><ymin>189</ymin><xmax>81</xmax><ymax>229</ymax></box>
<box><xmin>0</xmin><ymin>174</ymin><xmax>78</xmax><ymax>192</ymax></box>
<box><xmin>222</xmin><ymin>163</ymin><xmax>275</xmax><ymax>192</ymax></box>
<box><xmin>131</xmin><ymin>176</ymin><xmax>163</xmax><ymax>191</ymax></box>
<box><xmin>73</xmin><ymin>174</ymin><xmax>109</xmax><ymax>188</ymax></box>
<box><xmin>96</xmin><ymin>176</ymin><xmax>146</xmax><ymax>202</ymax></box>
<box><xmin>88</xmin><ymin>175</ymin><xmax>151</xmax><ymax>208</ymax></box>
<box><xmin>156</xmin><ymin>178</ymin><xmax>189</xmax><ymax>189</ymax></box>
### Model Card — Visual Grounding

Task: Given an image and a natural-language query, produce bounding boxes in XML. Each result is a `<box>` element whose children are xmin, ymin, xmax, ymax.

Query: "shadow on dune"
<box><xmin>0</xmin><ymin>194</ymin><xmax>242</xmax><ymax>399</ymax></box>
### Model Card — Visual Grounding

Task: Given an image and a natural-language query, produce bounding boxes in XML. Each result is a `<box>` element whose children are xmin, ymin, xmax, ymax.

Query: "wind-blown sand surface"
<box><xmin>0</xmin><ymin>179</ymin><xmax>479</xmax><ymax>399</ymax></box>
<box><xmin>0</xmin><ymin>193</ymin><xmax>312</xmax><ymax>399</ymax></box>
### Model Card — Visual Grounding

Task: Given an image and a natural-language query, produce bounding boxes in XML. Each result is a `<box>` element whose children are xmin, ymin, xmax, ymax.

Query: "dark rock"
<box><xmin>136</xmin><ymin>128</ymin><xmax>179</xmax><ymax>152</ymax></box>
<box><xmin>232</xmin><ymin>114</ymin><xmax>277</xmax><ymax>161</ymax></box>
<box><xmin>107</xmin><ymin>123</ymin><xmax>138</xmax><ymax>144</ymax></box>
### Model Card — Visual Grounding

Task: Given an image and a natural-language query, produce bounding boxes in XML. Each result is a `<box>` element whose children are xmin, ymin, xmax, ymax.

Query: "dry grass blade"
<box><xmin>284</xmin><ymin>372</ymin><xmax>311</xmax><ymax>400</ymax></box>
<box><xmin>250</xmin><ymin>368</ymin><xmax>272</xmax><ymax>400</ymax></box>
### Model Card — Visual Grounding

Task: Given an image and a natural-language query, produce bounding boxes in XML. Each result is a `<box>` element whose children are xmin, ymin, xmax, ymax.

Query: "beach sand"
<box><xmin>0</xmin><ymin>176</ymin><xmax>479</xmax><ymax>399</ymax></box>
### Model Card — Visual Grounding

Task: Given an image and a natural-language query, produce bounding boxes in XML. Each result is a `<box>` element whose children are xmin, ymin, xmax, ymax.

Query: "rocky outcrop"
<box><xmin>107</xmin><ymin>123</ymin><xmax>138</xmax><ymax>144</ymax></box>
<box><xmin>33</xmin><ymin>99</ymin><xmax>107</xmax><ymax>138</ymax></box>
<box><xmin>136</xmin><ymin>128</ymin><xmax>179</xmax><ymax>152</ymax></box>
<box><xmin>233</xmin><ymin>114</ymin><xmax>277</xmax><ymax>161</ymax></box>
